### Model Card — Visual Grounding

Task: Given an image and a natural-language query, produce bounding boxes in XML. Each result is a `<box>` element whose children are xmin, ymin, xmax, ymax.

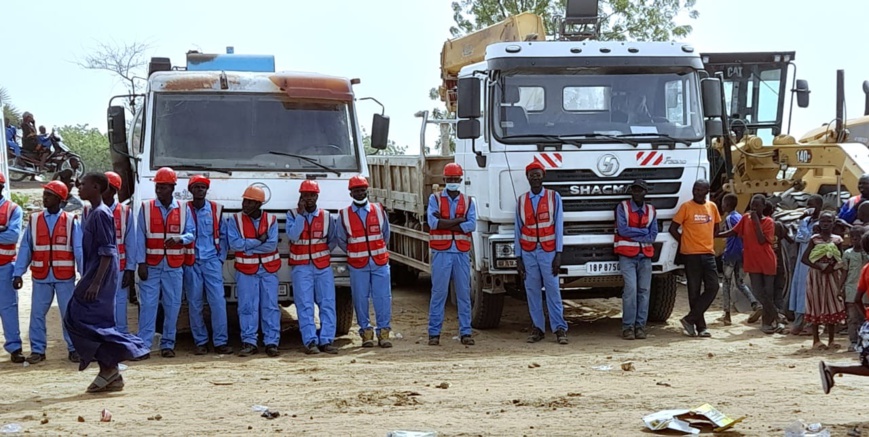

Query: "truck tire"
<box><xmin>471</xmin><ymin>269</ymin><xmax>505</xmax><ymax>329</ymax></box>
<box><xmin>335</xmin><ymin>287</ymin><xmax>354</xmax><ymax>336</ymax></box>
<box><xmin>648</xmin><ymin>273</ymin><xmax>678</xmax><ymax>323</ymax></box>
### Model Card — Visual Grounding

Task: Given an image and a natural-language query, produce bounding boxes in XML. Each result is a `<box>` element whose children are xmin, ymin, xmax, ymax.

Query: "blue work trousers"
<box><xmin>521</xmin><ymin>249</ymin><xmax>567</xmax><ymax>333</ymax></box>
<box><xmin>428</xmin><ymin>251</ymin><xmax>472</xmax><ymax>337</ymax></box>
<box><xmin>137</xmin><ymin>267</ymin><xmax>183</xmax><ymax>350</ymax></box>
<box><xmin>619</xmin><ymin>255</ymin><xmax>651</xmax><ymax>330</ymax></box>
<box><xmin>114</xmin><ymin>272</ymin><xmax>130</xmax><ymax>333</ymax></box>
<box><xmin>0</xmin><ymin>264</ymin><xmax>21</xmax><ymax>353</ymax></box>
<box><xmin>349</xmin><ymin>263</ymin><xmax>392</xmax><ymax>335</ymax></box>
<box><xmin>185</xmin><ymin>259</ymin><xmax>229</xmax><ymax>347</ymax></box>
<box><xmin>292</xmin><ymin>264</ymin><xmax>336</xmax><ymax>346</ymax></box>
<box><xmin>30</xmin><ymin>281</ymin><xmax>75</xmax><ymax>353</ymax></box>
<box><xmin>236</xmin><ymin>268</ymin><xmax>280</xmax><ymax>346</ymax></box>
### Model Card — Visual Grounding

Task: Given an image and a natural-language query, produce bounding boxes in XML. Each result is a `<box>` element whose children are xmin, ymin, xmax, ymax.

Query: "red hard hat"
<box><xmin>348</xmin><ymin>175</ymin><xmax>369</xmax><ymax>190</ymax></box>
<box><xmin>105</xmin><ymin>171</ymin><xmax>122</xmax><ymax>191</ymax></box>
<box><xmin>242</xmin><ymin>185</ymin><xmax>266</xmax><ymax>203</ymax></box>
<box><xmin>188</xmin><ymin>174</ymin><xmax>210</xmax><ymax>188</ymax></box>
<box><xmin>300</xmin><ymin>180</ymin><xmax>320</xmax><ymax>194</ymax></box>
<box><xmin>443</xmin><ymin>163</ymin><xmax>463</xmax><ymax>177</ymax></box>
<box><xmin>153</xmin><ymin>167</ymin><xmax>177</xmax><ymax>184</ymax></box>
<box><xmin>43</xmin><ymin>180</ymin><xmax>69</xmax><ymax>201</ymax></box>
<box><xmin>525</xmin><ymin>161</ymin><xmax>546</xmax><ymax>174</ymax></box>
<box><xmin>0</xmin><ymin>173</ymin><xmax>6</xmax><ymax>184</ymax></box>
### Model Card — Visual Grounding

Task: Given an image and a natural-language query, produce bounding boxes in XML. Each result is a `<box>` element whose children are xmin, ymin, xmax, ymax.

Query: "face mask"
<box><xmin>445</xmin><ymin>183</ymin><xmax>461</xmax><ymax>192</ymax></box>
<box><xmin>352</xmin><ymin>196</ymin><xmax>368</xmax><ymax>206</ymax></box>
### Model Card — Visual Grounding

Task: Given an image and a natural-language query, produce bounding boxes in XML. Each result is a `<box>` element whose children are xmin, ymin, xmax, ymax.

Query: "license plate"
<box><xmin>586</xmin><ymin>261</ymin><xmax>620</xmax><ymax>274</ymax></box>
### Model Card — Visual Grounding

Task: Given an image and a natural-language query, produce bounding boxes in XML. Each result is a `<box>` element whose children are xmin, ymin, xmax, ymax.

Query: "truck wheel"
<box><xmin>335</xmin><ymin>287</ymin><xmax>354</xmax><ymax>336</ymax></box>
<box><xmin>470</xmin><ymin>269</ymin><xmax>504</xmax><ymax>329</ymax></box>
<box><xmin>648</xmin><ymin>273</ymin><xmax>678</xmax><ymax>323</ymax></box>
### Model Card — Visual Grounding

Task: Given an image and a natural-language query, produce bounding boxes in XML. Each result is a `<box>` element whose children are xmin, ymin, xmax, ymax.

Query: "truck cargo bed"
<box><xmin>367</xmin><ymin>155</ymin><xmax>454</xmax><ymax>217</ymax></box>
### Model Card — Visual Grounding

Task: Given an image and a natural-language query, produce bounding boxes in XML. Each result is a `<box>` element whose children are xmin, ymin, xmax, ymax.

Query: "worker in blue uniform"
<box><xmin>426</xmin><ymin>163</ymin><xmax>477</xmax><ymax>346</ymax></box>
<box><xmin>183</xmin><ymin>175</ymin><xmax>232</xmax><ymax>355</ymax></box>
<box><xmin>516</xmin><ymin>161</ymin><xmax>568</xmax><ymax>345</ymax></box>
<box><xmin>134</xmin><ymin>167</ymin><xmax>195</xmax><ymax>359</ymax></box>
<box><xmin>287</xmin><ymin>180</ymin><xmax>339</xmax><ymax>355</ymax></box>
<box><xmin>0</xmin><ymin>172</ymin><xmax>24</xmax><ymax>363</ymax></box>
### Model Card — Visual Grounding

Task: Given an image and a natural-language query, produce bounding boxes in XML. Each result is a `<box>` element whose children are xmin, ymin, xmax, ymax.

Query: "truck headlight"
<box><xmin>494</xmin><ymin>242</ymin><xmax>516</xmax><ymax>259</ymax></box>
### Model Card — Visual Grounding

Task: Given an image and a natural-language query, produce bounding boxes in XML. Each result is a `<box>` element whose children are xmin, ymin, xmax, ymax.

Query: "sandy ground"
<box><xmin>0</xmin><ymin>270</ymin><xmax>867</xmax><ymax>437</ymax></box>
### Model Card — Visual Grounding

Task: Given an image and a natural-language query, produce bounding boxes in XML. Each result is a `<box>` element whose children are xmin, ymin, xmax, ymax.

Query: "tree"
<box><xmin>57</xmin><ymin>124</ymin><xmax>112</xmax><ymax>173</ymax></box>
<box><xmin>76</xmin><ymin>40</ymin><xmax>152</xmax><ymax>114</ymax></box>
<box><xmin>449</xmin><ymin>0</ymin><xmax>699</xmax><ymax>41</ymax></box>
<box><xmin>0</xmin><ymin>87</ymin><xmax>21</xmax><ymax>126</ymax></box>
<box><xmin>362</xmin><ymin>129</ymin><xmax>408</xmax><ymax>155</ymax></box>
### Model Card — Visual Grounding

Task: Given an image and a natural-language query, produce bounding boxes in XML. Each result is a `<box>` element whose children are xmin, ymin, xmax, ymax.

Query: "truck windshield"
<box><xmin>150</xmin><ymin>93</ymin><xmax>359</xmax><ymax>171</ymax></box>
<box><xmin>493</xmin><ymin>70</ymin><xmax>704</xmax><ymax>144</ymax></box>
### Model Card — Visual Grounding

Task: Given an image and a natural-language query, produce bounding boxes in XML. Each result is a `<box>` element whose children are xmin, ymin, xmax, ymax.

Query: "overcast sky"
<box><xmin>1</xmin><ymin>0</ymin><xmax>867</xmax><ymax>154</ymax></box>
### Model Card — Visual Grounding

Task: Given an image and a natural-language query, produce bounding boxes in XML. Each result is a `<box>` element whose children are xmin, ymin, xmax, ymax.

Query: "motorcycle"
<box><xmin>7</xmin><ymin>129</ymin><xmax>86</xmax><ymax>182</ymax></box>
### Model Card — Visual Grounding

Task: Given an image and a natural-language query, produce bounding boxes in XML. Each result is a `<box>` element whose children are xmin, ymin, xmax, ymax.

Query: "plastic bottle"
<box><xmin>0</xmin><ymin>423</ymin><xmax>23</xmax><ymax>434</ymax></box>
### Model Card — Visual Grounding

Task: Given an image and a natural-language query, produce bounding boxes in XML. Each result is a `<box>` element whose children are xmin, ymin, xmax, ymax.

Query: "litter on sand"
<box><xmin>642</xmin><ymin>403</ymin><xmax>744</xmax><ymax>434</ymax></box>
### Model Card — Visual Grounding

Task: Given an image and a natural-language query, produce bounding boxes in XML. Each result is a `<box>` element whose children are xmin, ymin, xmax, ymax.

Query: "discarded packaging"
<box><xmin>387</xmin><ymin>432</ymin><xmax>437</xmax><ymax>437</ymax></box>
<box><xmin>251</xmin><ymin>405</ymin><xmax>269</xmax><ymax>413</ymax></box>
<box><xmin>784</xmin><ymin>421</ymin><xmax>831</xmax><ymax>437</ymax></box>
<box><xmin>591</xmin><ymin>365</ymin><xmax>612</xmax><ymax>371</ymax></box>
<box><xmin>261</xmin><ymin>410</ymin><xmax>280</xmax><ymax>420</ymax></box>
<box><xmin>0</xmin><ymin>424</ymin><xmax>22</xmax><ymax>434</ymax></box>
<box><xmin>642</xmin><ymin>403</ymin><xmax>744</xmax><ymax>434</ymax></box>
<box><xmin>100</xmin><ymin>409</ymin><xmax>112</xmax><ymax>422</ymax></box>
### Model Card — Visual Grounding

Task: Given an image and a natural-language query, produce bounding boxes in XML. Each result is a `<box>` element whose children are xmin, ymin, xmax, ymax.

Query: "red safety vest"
<box><xmin>0</xmin><ymin>201</ymin><xmax>18</xmax><ymax>265</ymax></box>
<box><xmin>184</xmin><ymin>200</ymin><xmax>223</xmax><ymax>266</ymax></box>
<box><xmin>288</xmin><ymin>209</ymin><xmax>331</xmax><ymax>269</ymax></box>
<box><xmin>518</xmin><ymin>189</ymin><xmax>557</xmax><ymax>252</ymax></box>
<box><xmin>29</xmin><ymin>211</ymin><xmax>76</xmax><ymax>280</ymax></box>
<box><xmin>429</xmin><ymin>194</ymin><xmax>472</xmax><ymax>252</ymax></box>
<box><xmin>85</xmin><ymin>203</ymin><xmax>129</xmax><ymax>271</ymax></box>
<box><xmin>339</xmin><ymin>203</ymin><xmax>388</xmax><ymax>268</ymax></box>
<box><xmin>143</xmin><ymin>199</ymin><xmax>187</xmax><ymax>268</ymax></box>
<box><xmin>613</xmin><ymin>200</ymin><xmax>656</xmax><ymax>258</ymax></box>
<box><xmin>233</xmin><ymin>211</ymin><xmax>280</xmax><ymax>274</ymax></box>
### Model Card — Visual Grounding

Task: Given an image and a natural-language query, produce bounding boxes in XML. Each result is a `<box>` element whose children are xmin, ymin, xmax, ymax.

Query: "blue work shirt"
<box><xmin>135</xmin><ymin>199</ymin><xmax>196</xmax><ymax>271</ymax></box>
<box><xmin>226</xmin><ymin>212</ymin><xmax>279</xmax><ymax>256</ymax></box>
<box><xmin>14</xmin><ymin>210</ymin><xmax>84</xmax><ymax>282</ymax></box>
<box><xmin>721</xmin><ymin>210</ymin><xmax>744</xmax><ymax>263</ymax></box>
<box><xmin>0</xmin><ymin>198</ymin><xmax>23</xmax><ymax>255</ymax></box>
<box><xmin>614</xmin><ymin>199</ymin><xmax>658</xmax><ymax>256</ymax></box>
<box><xmin>515</xmin><ymin>189</ymin><xmax>565</xmax><ymax>253</ymax></box>
<box><xmin>190</xmin><ymin>201</ymin><xmax>228</xmax><ymax>262</ymax></box>
<box><xmin>335</xmin><ymin>202</ymin><xmax>391</xmax><ymax>267</ymax></box>
<box><xmin>427</xmin><ymin>190</ymin><xmax>477</xmax><ymax>253</ymax></box>
<box><xmin>286</xmin><ymin>208</ymin><xmax>338</xmax><ymax>251</ymax></box>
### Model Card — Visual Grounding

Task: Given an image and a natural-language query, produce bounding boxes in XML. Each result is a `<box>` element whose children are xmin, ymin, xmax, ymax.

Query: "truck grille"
<box><xmin>543</xmin><ymin>167</ymin><xmax>684</xmax><ymax>183</ymax></box>
<box><xmin>562</xmin><ymin>197</ymin><xmax>679</xmax><ymax>212</ymax></box>
<box><xmin>561</xmin><ymin>243</ymin><xmax>662</xmax><ymax>265</ymax></box>
<box><xmin>544</xmin><ymin>167</ymin><xmax>684</xmax><ymax>213</ymax></box>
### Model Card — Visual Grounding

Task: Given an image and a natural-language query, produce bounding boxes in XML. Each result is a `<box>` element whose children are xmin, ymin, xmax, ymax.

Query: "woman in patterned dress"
<box><xmin>801</xmin><ymin>211</ymin><xmax>847</xmax><ymax>350</ymax></box>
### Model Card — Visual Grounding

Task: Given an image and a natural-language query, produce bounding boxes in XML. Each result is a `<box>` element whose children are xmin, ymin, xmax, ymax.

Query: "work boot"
<box><xmin>160</xmin><ymin>348</ymin><xmax>175</xmax><ymax>358</ymax></box>
<box><xmin>361</xmin><ymin>328</ymin><xmax>375</xmax><ymax>348</ymax></box>
<box><xmin>527</xmin><ymin>327</ymin><xmax>545</xmax><ymax>343</ymax></box>
<box><xmin>26</xmin><ymin>353</ymin><xmax>46</xmax><ymax>364</ymax></box>
<box><xmin>428</xmin><ymin>335</ymin><xmax>440</xmax><ymax>346</ymax></box>
<box><xmin>721</xmin><ymin>312</ymin><xmax>732</xmax><ymax>326</ymax></box>
<box><xmin>319</xmin><ymin>343</ymin><xmax>339</xmax><ymax>355</ymax></box>
<box><xmin>622</xmin><ymin>328</ymin><xmax>635</xmax><ymax>340</ymax></box>
<box><xmin>265</xmin><ymin>344</ymin><xmax>280</xmax><ymax>357</ymax></box>
<box><xmin>747</xmin><ymin>303</ymin><xmax>763</xmax><ymax>324</ymax></box>
<box><xmin>238</xmin><ymin>343</ymin><xmax>258</xmax><ymax>357</ymax></box>
<box><xmin>377</xmin><ymin>328</ymin><xmax>393</xmax><ymax>348</ymax></box>
<box><xmin>304</xmin><ymin>342</ymin><xmax>320</xmax><ymax>355</ymax></box>
<box><xmin>634</xmin><ymin>327</ymin><xmax>647</xmax><ymax>340</ymax></box>
<box><xmin>9</xmin><ymin>349</ymin><xmax>24</xmax><ymax>364</ymax></box>
<box><xmin>193</xmin><ymin>344</ymin><xmax>209</xmax><ymax>356</ymax></box>
<box><xmin>68</xmin><ymin>351</ymin><xmax>80</xmax><ymax>363</ymax></box>
<box><xmin>555</xmin><ymin>329</ymin><xmax>568</xmax><ymax>345</ymax></box>
<box><xmin>214</xmin><ymin>345</ymin><xmax>234</xmax><ymax>355</ymax></box>
<box><xmin>460</xmin><ymin>335</ymin><xmax>475</xmax><ymax>346</ymax></box>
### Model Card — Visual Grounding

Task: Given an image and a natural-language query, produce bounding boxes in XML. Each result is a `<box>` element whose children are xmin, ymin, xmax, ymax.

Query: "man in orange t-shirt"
<box><xmin>669</xmin><ymin>179</ymin><xmax>721</xmax><ymax>338</ymax></box>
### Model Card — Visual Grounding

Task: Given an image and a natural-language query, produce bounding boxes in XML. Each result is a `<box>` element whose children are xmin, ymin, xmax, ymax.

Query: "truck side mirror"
<box><xmin>370</xmin><ymin>114</ymin><xmax>390</xmax><ymax>150</ymax></box>
<box><xmin>457</xmin><ymin>77</ymin><xmax>482</xmax><ymax>119</ymax></box>
<box><xmin>795</xmin><ymin>79</ymin><xmax>810</xmax><ymax>108</ymax></box>
<box><xmin>700</xmin><ymin>78</ymin><xmax>722</xmax><ymax>118</ymax></box>
<box><xmin>107</xmin><ymin>106</ymin><xmax>127</xmax><ymax>146</ymax></box>
<box><xmin>456</xmin><ymin>119</ymin><xmax>480</xmax><ymax>139</ymax></box>
<box><xmin>705</xmin><ymin>119</ymin><xmax>723</xmax><ymax>138</ymax></box>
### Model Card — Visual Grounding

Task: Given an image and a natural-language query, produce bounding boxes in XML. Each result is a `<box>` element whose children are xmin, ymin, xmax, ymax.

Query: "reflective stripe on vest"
<box><xmin>0</xmin><ymin>201</ymin><xmax>18</xmax><ymax>265</ymax></box>
<box><xmin>143</xmin><ymin>199</ymin><xmax>187</xmax><ymax>268</ymax></box>
<box><xmin>114</xmin><ymin>204</ymin><xmax>129</xmax><ymax>271</ymax></box>
<box><xmin>613</xmin><ymin>200</ymin><xmax>656</xmax><ymax>258</ymax></box>
<box><xmin>289</xmin><ymin>209</ymin><xmax>331</xmax><ymax>269</ymax></box>
<box><xmin>30</xmin><ymin>211</ymin><xmax>75</xmax><ymax>280</ymax></box>
<box><xmin>340</xmin><ymin>203</ymin><xmax>389</xmax><ymax>268</ymax></box>
<box><xmin>233</xmin><ymin>212</ymin><xmax>281</xmax><ymax>274</ymax></box>
<box><xmin>518</xmin><ymin>189</ymin><xmax>556</xmax><ymax>252</ymax></box>
<box><xmin>429</xmin><ymin>194</ymin><xmax>472</xmax><ymax>252</ymax></box>
<box><xmin>184</xmin><ymin>200</ymin><xmax>223</xmax><ymax>266</ymax></box>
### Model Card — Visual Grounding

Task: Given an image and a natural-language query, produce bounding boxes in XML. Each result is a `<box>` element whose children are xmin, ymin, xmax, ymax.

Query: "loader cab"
<box><xmin>701</xmin><ymin>51</ymin><xmax>807</xmax><ymax>144</ymax></box>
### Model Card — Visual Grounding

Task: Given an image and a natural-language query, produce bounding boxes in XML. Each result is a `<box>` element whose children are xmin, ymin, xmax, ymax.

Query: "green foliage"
<box><xmin>0</xmin><ymin>87</ymin><xmax>21</xmax><ymax>126</ymax></box>
<box><xmin>57</xmin><ymin>124</ymin><xmax>112</xmax><ymax>173</ymax></box>
<box><xmin>362</xmin><ymin>128</ymin><xmax>408</xmax><ymax>155</ymax></box>
<box><xmin>449</xmin><ymin>0</ymin><xmax>698</xmax><ymax>41</ymax></box>
<box><xmin>10</xmin><ymin>192</ymin><xmax>31</xmax><ymax>207</ymax></box>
